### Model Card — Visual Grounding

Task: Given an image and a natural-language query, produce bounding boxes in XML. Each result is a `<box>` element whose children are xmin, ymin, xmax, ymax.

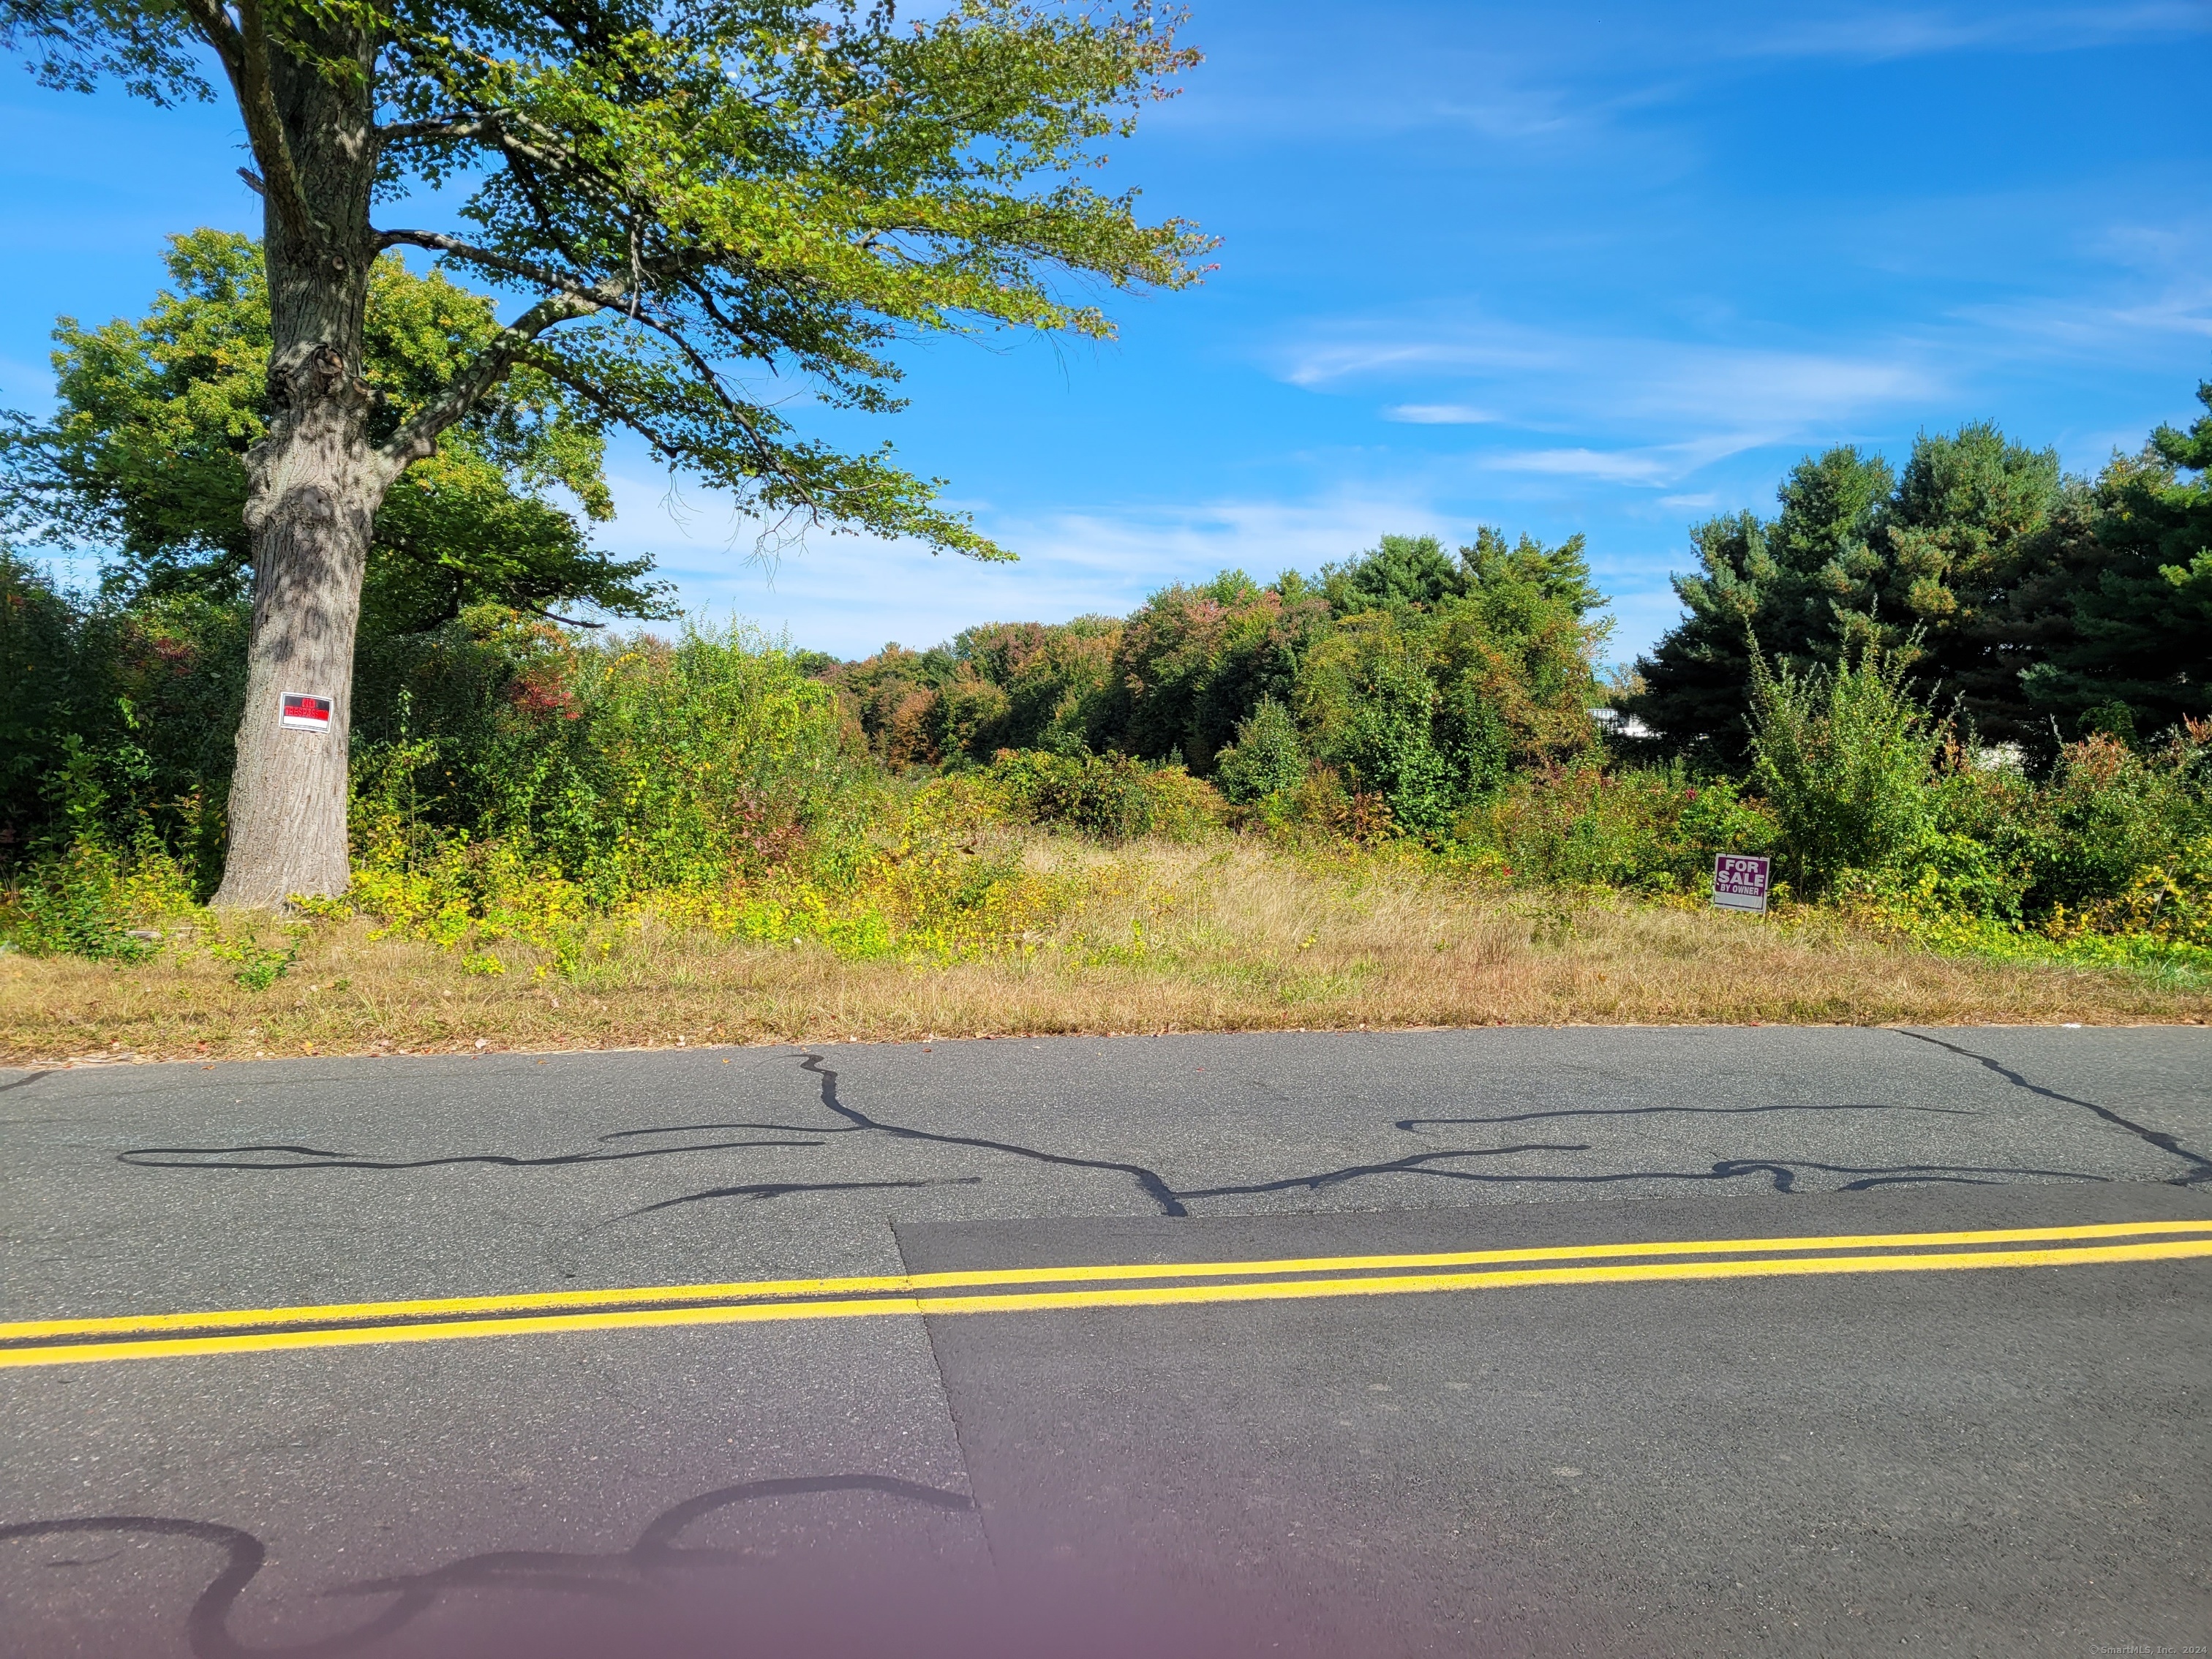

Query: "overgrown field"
<box><xmin>8</xmin><ymin>836</ymin><xmax>2205</xmax><ymax>1065</ymax></box>
<box><xmin>5</xmin><ymin>495</ymin><xmax>2210</xmax><ymax>1058</ymax></box>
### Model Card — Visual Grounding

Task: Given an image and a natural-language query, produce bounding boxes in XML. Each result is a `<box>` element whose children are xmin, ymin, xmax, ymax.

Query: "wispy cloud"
<box><xmin>592</xmin><ymin>474</ymin><xmax>1453</xmax><ymax>658</ymax></box>
<box><xmin>1282</xmin><ymin>314</ymin><xmax>1944</xmax><ymax>437</ymax></box>
<box><xmin>1480</xmin><ymin>434</ymin><xmax>1772</xmax><ymax>488</ymax></box>
<box><xmin>1383</xmin><ymin>403</ymin><xmax>1502</xmax><ymax>425</ymax></box>
<box><xmin>1740</xmin><ymin>4</ymin><xmax>2209</xmax><ymax>64</ymax></box>
<box><xmin>1282</xmin><ymin>327</ymin><xmax>1557</xmax><ymax>388</ymax></box>
<box><xmin>1956</xmin><ymin>275</ymin><xmax>2212</xmax><ymax>360</ymax></box>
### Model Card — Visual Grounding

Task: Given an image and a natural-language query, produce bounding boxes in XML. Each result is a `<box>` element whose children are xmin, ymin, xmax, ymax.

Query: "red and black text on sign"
<box><xmin>280</xmin><ymin>694</ymin><xmax>332</xmax><ymax>731</ymax></box>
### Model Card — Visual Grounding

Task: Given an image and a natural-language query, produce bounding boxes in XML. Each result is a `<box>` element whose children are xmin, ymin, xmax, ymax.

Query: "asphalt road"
<box><xmin>1</xmin><ymin>1026</ymin><xmax>2208</xmax><ymax>1657</ymax></box>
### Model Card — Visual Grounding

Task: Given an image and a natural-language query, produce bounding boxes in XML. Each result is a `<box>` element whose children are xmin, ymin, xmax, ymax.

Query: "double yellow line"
<box><xmin>5</xmin><ymin>1220</ymin><xmax>2208</xmax><ymax>1370</ymax></box>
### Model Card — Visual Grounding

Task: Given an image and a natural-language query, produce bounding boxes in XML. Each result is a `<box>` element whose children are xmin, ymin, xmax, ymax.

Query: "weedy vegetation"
<box><xmin>6</xmin><ymin>319</ymin><xmax>2211</xmax><ymax>1057</ymax></box>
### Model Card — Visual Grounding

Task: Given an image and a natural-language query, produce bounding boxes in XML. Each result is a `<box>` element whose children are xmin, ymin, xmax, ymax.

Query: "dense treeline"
<box><xmin>819</xmin><ymin>527</ymin><xmax>1606</xmax><ymax>834</ymax></box>
<box><xmin>1622</xmin><ymin>387</ymin><xmax>2212</xmax><ymax>767</ymax></box>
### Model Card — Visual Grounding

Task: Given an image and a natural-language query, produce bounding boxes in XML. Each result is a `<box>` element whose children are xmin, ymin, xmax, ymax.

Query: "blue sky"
<box><xmin>2</xmin><ymin>1</ymin><xmax>2207</xmax><ymax>665</ymax></box>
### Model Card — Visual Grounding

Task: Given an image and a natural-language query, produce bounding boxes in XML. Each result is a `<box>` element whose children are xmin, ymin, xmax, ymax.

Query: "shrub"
<box><xmin>352</xmin><ymin>614</ymin><xmax>881</xmax><ymax>903</ymax></box>
<box><xmin>0</xmin><ymin>552</ymin><xmax>247</xmax><ymax>887</ymax></box>
<box><xmin>1</xmin><ymin>832</ymin><xmax>194</xmax><ymax>959</ymax></box>
<box><xmin>985</xmin><ymin>750</ymin><xmax>1220</xmax><ymax>842</ymax></box>
<box><xmin>2064</xmin><ymin>835</ymin><xmax>2212</xmax><ymax>947</ymax></box>
<box><xmin>1297</xmin><ymin>612</ymin><xmax>1485</xmax><ymax>835</ymax></box>
<box><xmin>1749</xmin><ymin>644</ymin><xmax>1944</xmax><ymax>894</ymax></box>
<box><xmin>2022</xmin><ymin>735</ymin><xmax>2200</xmax><ymax>910</ymax></box>
<box><xmin>1214</xmin><ymin>697</ymin><xmax>1309</xmax><ymax>805</ymax></box>
<box><xmin>1455</xmin><ymin>766</ymin><xmax>1775</xmax><ymax>891</ymax></box>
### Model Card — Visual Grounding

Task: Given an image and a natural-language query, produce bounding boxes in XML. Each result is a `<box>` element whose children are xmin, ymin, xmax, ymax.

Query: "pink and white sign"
<box><xmin>280</xmin><ymin>693</ymin><xmax>333</xmax><ymax>732</ymax></box>
<box><xmin>1712</xmin><ymin>854</ymin><xmax>1771</xmax><ymax>913</ymax></box>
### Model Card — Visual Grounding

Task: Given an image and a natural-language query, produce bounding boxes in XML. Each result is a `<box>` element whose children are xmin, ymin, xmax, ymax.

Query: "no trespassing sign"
<box><xmin>280</xmin><ymin>693</ymin><xmax>332</xmax><ymax>733</ymax></box>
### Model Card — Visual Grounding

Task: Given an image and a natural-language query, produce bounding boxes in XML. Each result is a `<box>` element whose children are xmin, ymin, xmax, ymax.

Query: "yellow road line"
<box><xmin>6</xmin><ymin>1219</ymin><xmax>2207</xmax><ymax>1344</ymax></box>
<box><xmin>4</xmin><ymin>1237</ymin><xmax>2206</xmax><ymax>1370</ymax></box>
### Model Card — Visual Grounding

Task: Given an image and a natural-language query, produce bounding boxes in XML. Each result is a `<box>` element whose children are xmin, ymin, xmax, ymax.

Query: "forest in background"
<box><xmin>1</xmin><ymin>235</ymin><xmax>2208</xmax><ymax>982</ymax></box>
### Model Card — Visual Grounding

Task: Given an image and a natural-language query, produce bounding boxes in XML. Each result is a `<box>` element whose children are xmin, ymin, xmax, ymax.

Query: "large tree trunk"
<box><xmin>211</xmin><ymin>350</ymin><xmax>381</xmax><ymax>907</ymax></box>
<box><xmin>211</xmin><ymin>33</ymin><xmax>384</xmax><ymax>909</ymax></box>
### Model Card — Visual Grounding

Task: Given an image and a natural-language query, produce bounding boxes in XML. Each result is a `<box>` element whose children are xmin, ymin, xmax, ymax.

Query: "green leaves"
<box><xmin>1213</xmin><ymin>697</ymin><xmax>1306</xmax><ymax>806</ymax></box>
<box><xmin>0</xmin><ymin>0</ymin><xmax>211</xmax><ymax>105</ymax></box>
<box><xmin>1</xmin><ymin>230</ymin><xmax>667</xmax><ymax>628</ymax></box>
<box><xmin>1748</xmin><ymin>643</ymin><xmax>1946</xmax><ymax>895</ymax></box>
<box><xmin>366</xmin><ymin>0</ymin><xmax>1209</xmax><ymax>554</ymax></box>
<box><xmin>7</xmin><ymin>4</ymin><xmax>1207</xmax><ymax>562</ymax></box>
<box><xmin>1630</xmin><ymin>389</ymin><xmax>2212</xmax><ymax>766</ymax></box>
<box><xmin>2025</xmin><ymin>383</ymin><xmax>2212</xmax><ymax>742</ymax></box>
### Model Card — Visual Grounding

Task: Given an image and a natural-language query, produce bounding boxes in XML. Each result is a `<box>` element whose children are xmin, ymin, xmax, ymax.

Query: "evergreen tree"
<box><xmin>2023</xmin><ymin>383</ymin><xmax>2212</xmax><ymax>743</ymax></box>
<box><xmin>1869</xmin><ymin>423</ymin><xmax>2069</xmax><ymax>745</ymax></box>
<box><xmin>1623</xmin><ymin>447</ymin><xmax>1892</xmax><ymax>769</ymax></box>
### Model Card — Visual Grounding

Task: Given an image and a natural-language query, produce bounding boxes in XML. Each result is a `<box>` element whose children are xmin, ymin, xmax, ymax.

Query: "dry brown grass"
<box><xmin>4</xmin><ymin>839</ymin><xmax>2205</xmax><ymax>1065</ymax></box>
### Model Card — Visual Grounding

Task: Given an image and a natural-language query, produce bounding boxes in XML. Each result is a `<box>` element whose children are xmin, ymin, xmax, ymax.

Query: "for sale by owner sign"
<box><xmin>1712</xmin><ymin>854</ymin><xmax>1771</xmax><ymax>914</ymax></box>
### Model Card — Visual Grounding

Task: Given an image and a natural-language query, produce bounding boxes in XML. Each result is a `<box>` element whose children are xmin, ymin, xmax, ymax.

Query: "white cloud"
<box><xmin>592</xmin><ymin>473</ymin><xmax>1448</xmax><ymax>658</ymax></box>
<box><xmin>1659</xmin><ymin>492</ymin><xmax>1721</xmax><ymax>508</ymax></box>
<box><xmin>1281</xmin><ymin>312</ymin><xmax>1944</xmax><ymax>447</ymax></box>
<box><xmin>1739</xmin><ymin>4</ymin><xmax>2208</xmax><ymax>64</ymax></box>
<box><xmin>1384</xmin><ymin>403</ymin><xmax>1502</xmax><ymax>425</ymax></box>
<box><xmin>1480</xmin><ymin>433</ymin><xmax>1772</xmax><ymax>488</ymax></box>
<box><xmin>1483</xmin><ymin>448</ymin><xmax>1681</xmax><ymax>486</ymax></box>
<box><xmin>1956</xmin><ymin>276</ymin><xmax>2212</xmax><ymax>361</ymax></box>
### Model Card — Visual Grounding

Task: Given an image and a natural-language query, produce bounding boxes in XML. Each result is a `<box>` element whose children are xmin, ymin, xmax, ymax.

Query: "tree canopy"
<box><xmin>1623</xmin><ymin>399</ymin><xmax>2209</xmax><ymax>767</ymax></box>
<box><xmin>1</xmin><ymin>229</ymin><xmax>671</xmax><ymax>633</ymax></box>
<box><xmin>0</xmin><ymin>0</ymin><xmax>1209</xmax><ymax>559</ymax></box>
<box><xmin>2020</xmin><ymin>383</ymin><xmax>2212</xmax><ymax>743</ymax></box>
<box><xmin>820</xmin><ymin>530</ymin><xmax>1609</xmax><ymax>836</ymax></box>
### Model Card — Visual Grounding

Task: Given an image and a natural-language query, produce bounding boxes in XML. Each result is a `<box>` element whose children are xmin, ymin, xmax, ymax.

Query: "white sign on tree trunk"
<box><xmin>1712</xmin><ymin>854</ymin><xmax>1771</xmax><ymax>913</ymax></box>
<box><xmin>280</xmin><ymin>693</ymin><xmax>333</xmax><ymax>732</ymax></box>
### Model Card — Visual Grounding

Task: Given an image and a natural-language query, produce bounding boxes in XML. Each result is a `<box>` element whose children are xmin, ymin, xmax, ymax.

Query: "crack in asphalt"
<box><xmin>1396</xmin><ymin>1102</ymin><xmax>1977</xmax><ymax>1132</ymax></box>
<box><xmin>780</xmin><ymin>1054</ymin><xmax>2102</xmax><ymax>1214</ymax></box>
<box><xmin>609</xmin><ymin>1176</ymin><xmax>984</xmax><ymax>1222</ymax></box>
<box><xmin>795</xmin><ymin>1052</ymin><xmax>1198</xmax><ymax>1215</ymax></box>
<box><xmin>1899</xmin><ymin>1031</ymin><xmax>2212</xmax><ymax>1186</ymax></box>
<box><xmin>0</xmin><ymin>1475</ymin><xmax>976</xmax><ymax>1659</ymax></box>
<box><xmin>117</xmin><ymin>1138</ymin><xmax>823</xmax><ymax>1171</ymax></box>
<box><xmin>105</xmin><ymin>1045</ymin><xmax>2151</xmax><ymax>1216</ymax></box>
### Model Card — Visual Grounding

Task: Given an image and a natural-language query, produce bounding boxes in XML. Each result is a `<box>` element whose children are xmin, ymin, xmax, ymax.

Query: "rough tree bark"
<box><xmin>211</xmin><ymin>19</ymin><xmax>388</xmax><ymax>908</ymax></box>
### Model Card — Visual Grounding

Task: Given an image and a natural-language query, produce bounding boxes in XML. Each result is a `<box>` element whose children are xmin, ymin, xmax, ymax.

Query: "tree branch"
<box><xmin>373</xmin><ymin>293</ymin><xmax>600</xmax><ymax>478</ymax></box>
<box><xmin>374</xmin><ymin>228</ymin><xmax>637</xmax><ymax>312</ymax></box>
<box><xmin>171</xmin><ymin>0</ymin><xmax>243</xmax><ymax>80</ymax></box>
<box><xmin>520</xmin><ymin>603</ymin><xmax>607</xmax><ymax>628</ymax></box>
<box><xmin>375</xmin><ymin>115</ymin><xmax>493</xmax><ymax>146</ymax></box>
<box><xmin>178</xmin><ymin>0</ymin><xmax>319</xmax><ymax>247</ymax></box>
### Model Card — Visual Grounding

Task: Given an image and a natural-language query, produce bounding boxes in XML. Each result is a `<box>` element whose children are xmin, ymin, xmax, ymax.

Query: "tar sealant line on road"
<box><xmin>3</xmin><ymin>1222</ymin><xmax>2208</xmax><ymax>1370</ymax></box>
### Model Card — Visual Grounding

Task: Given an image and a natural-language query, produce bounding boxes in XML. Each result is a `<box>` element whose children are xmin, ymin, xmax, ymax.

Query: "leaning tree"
<box><xmin>0</xmin><ymin>0</ymin><xmax>1206</xmax><ymax>905</ymax></box>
